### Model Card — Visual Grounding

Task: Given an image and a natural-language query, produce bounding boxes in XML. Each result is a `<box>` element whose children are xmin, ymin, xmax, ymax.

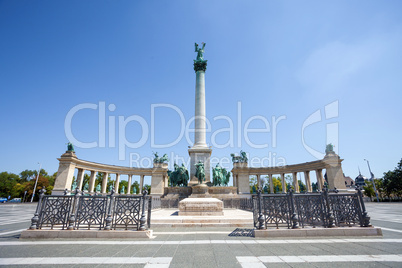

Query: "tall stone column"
<box><xmin>76</xmin><ymin>168</ymin><xmax>85</xmax><ymax>191</ymax></box>
<box><xmin>89</xmin><ymin>170</ymin><xmax>96</xmax><ymax>193</ymax></box>
<box><xmin>189</xmin><ymin>47</ymin><xmax>212</xmax><ymax>185</ymax></box>
<box><xmin>315</xmin><ymin>169</ymin><xmax>324</xmax><ymax>191</ymax></box>
<box><xmin>101</xmin><ymin>172</ymin><xmax>108</xmax><ymax>193</ymax></box>
<box><xmin>293</xmin><ymin>172</ymin><xmax>299</xmax><ymax>193</ymax></box>
<box><xmin>304</xmin><ymin>171</ymin><xmax>311</xmax><ymax>192</ymax></box>
<box><xmin>269</xmin><ymin>174</ymin><xmax>274</xmax><ymax>193</ymax></box>
<box><xmin>115</xmin><ymin>174</ymin><xmax>120</xmax><ymax>193</ymax></box>
<box><xmin>281</xmin><ymin>173</ymin><xmax>286</xmax><ymax>193</ymax></box>
<box><xmin>140</xmin><ymin>175</ymin><xmax>144</xmax><ymax>194</ymax></box>
<box><xmin>127</xmin><ymin>174</ymin><xmax>132</xmax><ymax>194</ymax></box>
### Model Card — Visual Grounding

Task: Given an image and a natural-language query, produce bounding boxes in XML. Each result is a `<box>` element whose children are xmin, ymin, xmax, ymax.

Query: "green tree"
<box><xmin>298</xmin><ymin>180</ymin><xmax>306</xmax><ymax>192</ymax></box>
<box><xmin>272</xmin><ymin>177</ymin><xmax>282</xmax><ymax>193</ymax></box>
<box><xmin>0</xmin><ymin>172</ymin><xmax>20</xmax><ymax>198</ymax></box>
<box><xmin>249</xmin><ymin>176</ymin><xmax>257</xmax><ymax>193</ymax></box>
<box><xmin>119</xmin><ymin>180</ymin><xmax>128</xmax><ymax>194</ymax></box>
<box><xmin>363</xmin><ymin>180</ymin><xmax>375</xmax><ymax>201</ymax></box>
<box><xmin>383</xmin><ymin>159</ymin><xmax>402</xmax><ymax>198</ymax></box>
<box><xmin>132</xmin><ymin>181</ymin><xmax>140</xmax><ymax>194</ymax></box>
<box><xmin>144</xmin><ymin>184</ymin><xmax>151</xmax><ymax>194</ymax></box>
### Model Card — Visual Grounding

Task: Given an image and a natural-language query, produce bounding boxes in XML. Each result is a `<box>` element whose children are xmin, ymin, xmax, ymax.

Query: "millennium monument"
<box><xmin>188</xmin><ymin>42</ymin><xmax>212</xmax><ymax>186</ymax></box>
<box><xmin>23</xmin><ymin>42</ymin><xmax>380</xmax><ymax>239</ymax></box>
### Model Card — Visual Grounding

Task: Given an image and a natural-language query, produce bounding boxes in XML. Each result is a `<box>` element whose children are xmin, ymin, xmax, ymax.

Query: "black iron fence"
<box><xmin>253</xmin><ymin>187</ymin><xmax>371</xmax><ymax>229</ymax></box>
<box><xmin>29</xmin><ymin>187</ymin><xmax>152</xmax><ymax>231</ymax></box>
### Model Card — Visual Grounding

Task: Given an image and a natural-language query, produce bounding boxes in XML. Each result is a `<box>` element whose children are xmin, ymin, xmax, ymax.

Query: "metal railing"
<box><xmin>29</xmin><ymin>187</ymin><xmax>152</xmax><ymax>231</ymax></box>
<box><xmin>253</xmin><ymin>186</ymin><xmax>371</xmax><ymax>229</ymax></box>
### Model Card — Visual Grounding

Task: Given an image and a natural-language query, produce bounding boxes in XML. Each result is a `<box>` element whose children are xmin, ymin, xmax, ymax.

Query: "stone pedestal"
<box><xmin>232</xmin><ymin>162</ymin><xmax>250</xmax><ymax>195</ymax></box>
<box><xmin>150</xmin><ymin>163</ymin><xmax>169</xmax><ymax>196</ymax></box>
<box><xmin>178</xmin><ymin>198</ymin><xmax>224</xmax><ymax>216</ymax></box>
<box><xmin>189</xmin><ymin>184</ymin><xmax>209</xmax><ymax>198</ymax></box>
<box><xmin>323</xmin><ymin>152</ymin><xmax>346</xmax><ymax>190</ymax></box>
<box><xmin>52</xmin><ymin>151</ymin><xmax>77</xmax><ymax>195</ymax></box>
<box><xmin>188</xmin><ymin>148</ymin><xmax>212</xmax><ymax>186</ymax></box>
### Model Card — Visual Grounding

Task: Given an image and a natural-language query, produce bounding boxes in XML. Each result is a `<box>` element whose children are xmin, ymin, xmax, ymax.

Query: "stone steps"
<box><xmin>149</xmin><ymin>208</ymin><xmax>254</xmax><ymax>228</ymax></box>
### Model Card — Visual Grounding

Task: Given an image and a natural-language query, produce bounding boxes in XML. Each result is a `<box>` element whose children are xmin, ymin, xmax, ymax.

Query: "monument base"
<box><xmin>178</xmin><ymin>197</ymin><xmax>223</xmax><ymax>216</ymax></box>
<box><xmin>188</xmin><ymin>147</ymin><xmax>212</xmax><ymax>186</ymax></box>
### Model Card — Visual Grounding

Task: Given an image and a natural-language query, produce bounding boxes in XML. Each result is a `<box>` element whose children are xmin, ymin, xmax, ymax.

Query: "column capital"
<box><xmin>194</xmin><ymin>60</ymin><xmax>207</xmax><ymax>72</ymax></box>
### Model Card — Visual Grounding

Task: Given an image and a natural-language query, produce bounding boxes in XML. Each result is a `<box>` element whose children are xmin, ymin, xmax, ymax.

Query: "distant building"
<box><xmin>344</xmin><ymin>175</ymin><xmax>354</xmax><ymax>187</ymax></box>
<box><xmin>355</xmin><ymin>172</ymin><xmax>366</xmax><ymax>187</ymax></box>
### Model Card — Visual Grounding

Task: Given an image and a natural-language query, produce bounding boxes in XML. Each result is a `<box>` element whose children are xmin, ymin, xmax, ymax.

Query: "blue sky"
<box><xmin>1</xmin><ymin>0</ymin><xmax>401</xmax><ymax>184</ymax></box>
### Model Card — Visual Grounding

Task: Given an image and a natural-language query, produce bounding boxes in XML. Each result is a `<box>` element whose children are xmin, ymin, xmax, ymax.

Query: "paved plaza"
<box><xmin>0</xmin><ymin>202</ymin><xmax>402</xmax><ymax>267</ymax></box>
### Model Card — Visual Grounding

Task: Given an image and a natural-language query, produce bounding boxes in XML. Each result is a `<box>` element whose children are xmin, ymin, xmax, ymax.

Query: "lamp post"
<box><xmin>364</xmin><ymin>159</ymin><xmax>379</xmax><ymax>203</ymax></box>
<box><xmin>30</xmin><ymin>162</ymin><xmax>42</xmax><ymax>203</ymax></box>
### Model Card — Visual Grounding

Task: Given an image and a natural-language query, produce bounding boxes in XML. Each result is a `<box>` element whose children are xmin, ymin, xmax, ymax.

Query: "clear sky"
<box><xmin>1</xmin><ymin>0</ymin><xmax>401</xmax><ymax>184</ymax></box>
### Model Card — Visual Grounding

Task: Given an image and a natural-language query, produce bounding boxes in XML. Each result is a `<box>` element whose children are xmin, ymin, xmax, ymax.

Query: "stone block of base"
<box><xmin>20</xmin><ymin>229</ymin><xmax>154</xmax><ymax>239</ymax></box>
<box><xmin>178</xmin><ymin>197</ymin><xmax>223</xmax><ymax>216</ymax></box>
<box><xmin>253</xmin><ymin>226</ymin><xmax>382</xmax><ymax>238</ymax></box>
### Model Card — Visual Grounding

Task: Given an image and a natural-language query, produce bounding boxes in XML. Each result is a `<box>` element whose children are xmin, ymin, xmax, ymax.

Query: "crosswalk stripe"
<box><xmin>237</xmin><ymin>254</ymin><xmax>402</xmax><ymax>265</ymax></box>
<box><xmin>0</xmin><ymin>257</ymin><xmax>172</xmax><ymax>266</ymax></box>
<box><xmin>1</xmin><ymin>239</ymin><xmax>402</xmax><ymax>246</ymax></box>
<box><xmin>0</xmin><ymin>229</ymin><xmax>26</xmax><ymax>236</ymax></box>
<box><xmin>378</xmin><ymin>227</ymin><xmax>402</xmax><ymax>233</ymax></box>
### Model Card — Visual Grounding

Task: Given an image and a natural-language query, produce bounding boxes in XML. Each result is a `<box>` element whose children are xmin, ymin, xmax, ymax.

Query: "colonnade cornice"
<box><xmin>232</xmin><ymin>159</ymin><xmax>328</xmax><ymax>175</ymax></box>
<box><xmin>57</xmin><ymin>156</ymin><xmax>167</xmax><ymax>176</ymax></box>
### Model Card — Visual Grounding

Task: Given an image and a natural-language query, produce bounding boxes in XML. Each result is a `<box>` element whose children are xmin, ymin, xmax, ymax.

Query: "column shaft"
<box><xmin>193</xmin><ymin>70</ymin><xmax>207</xmax><ymax>148</ymax></box>
<box><xmin>127</xmin><ymin>174</ymin><xmax>132</xmax><ymax>194</ymax></box>
<box><xmin>115</xmin><ymin>174</ymin><xmax>120</xmax><ymax>193</ymax></box>
<box><xmin>304</xmin><ymin>171</ymin><xmax>311</xmax><ymax>192</ymax></box>
<box><xmin>89</xmin><ymin>171</ymin><xmax>96</xmax><ymax>193</ymax></box>
<box><xmin>281</xmin><ymin>173</ymin><xmax>286</xmax><ymax>193</ymax></box>
<box><xmin>316</xmin><ymin>169</ymin><xmax>324</xmax><ymax>191</ymax></box>
<box><xmin>140</xmin><ymin>175</ymin><xmax>144</xmax><ymax>194</ymax></box>
<box><xmin>76</xmin><ymin>169</ymin><xmax>85</xmax><ymax>190</ymax></box>
<box><xmin>101</xmin><ymin>172</ymin><xmax>108</xmax><ymax>193</ymax></box>
<box><xmin>269</xmin><ymin>174</ymin><xmax>274</xmax><ymax>193</ymax></box>
<box><xmin>293</xmin><ymin>172</ymin><xmax>299</xmax><ymax>193</ymax></box>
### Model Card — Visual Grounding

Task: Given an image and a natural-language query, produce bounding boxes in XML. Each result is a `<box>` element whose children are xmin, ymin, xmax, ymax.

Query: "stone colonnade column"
<box><xmin>304</xmin><ymin>171</ymin><xmax>311</xmax><ymax>192</ymax></box>
<box><xmin>257</xmin><ymin>174</ymin><xmax>261</xmax><ymax>189</ymax></box>
<box><xmin>280</xmin><ymin>173</ymin><xmax>286</xmax><ymax>193</ymax></box>
<box><xmin>269</xmin><ymin>174</ymin><xmax>274</xmax><ymax>193</ymax></box>
<box><xmin>293</xmin><ymin>172</ymin><xmax>299</xmax><ymax>193</ymax></box>
<box><xmin>101</xmin><ymin>172</ymin><xmax>108</xmax><ymax>193</ymax></box>
<box><xmin>188</xmin><ymin>56</ymin><xmax>212</xmax><ymax>185</ymax></box>
<box><xmin>127</xmin><ymin>174</ymin><xmax>132</xmax><ymax>194</ymax></box>
<box><xmin>89</xmin><ymin>171</ymin><xmax>96</xmax><ymax>193</ymax></box>
<box><xmin>315</xmin><ymin>169</ymin><xmax>324</xmax><ymax>191</ymax></box>
<box><xmin>140</xmin><ymin>175</ymin><xmax>144</xmax><ymax>194</ymax></box>
<box><xmin>115</xmin><ymin>174</ymin><xmax>120</xmax><ymax>193</ymax></box>
<box><xmin>76</xmin><ymin>168</ymin><xmax>84</xmax><ymax>191</ymax></box>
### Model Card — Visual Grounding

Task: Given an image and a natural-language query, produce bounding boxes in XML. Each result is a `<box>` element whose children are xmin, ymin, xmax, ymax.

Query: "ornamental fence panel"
<box><xmin>30</xmin><ymin>188</ymin><xmax>150</xmax><ymax>231</ymax></box>
<box><xmin>37</xmin><ymin>195</ymin><xmax>74</xmax><ymax>230</ymax></box>
<box><xmin>253</xmin><ymin>187</ymin><xmax>371</xmax><ymax>230</ymax></box>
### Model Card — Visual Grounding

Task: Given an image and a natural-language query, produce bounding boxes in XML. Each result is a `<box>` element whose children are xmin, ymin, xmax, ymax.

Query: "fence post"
<box><xmin>257</xmin><ymin>187</ymin><xmax>265</xmax><ymax>230</ymax></box>
<box><xmin>104</xmin><ymin>188</ymin><xmax>115</xmax><ymax>230</ymax></box>
<box><xmin>147</xmin><ymin>196</ymin><xmax>152</xmax><ymax>229</ymax></box>
<box><xmin>139</xmin><ymin>189</ymin><xmax>148</xmax><ymax>231</ymax></box>
<box><xmin>356</xmin><ymin>186</ymin><xmax>371</xmax><ymax>227</ymax></box>
<box><xmin>67</xmin><ymin>189</ymin><xmax>81</xmax><ymax>230</ymax></box>
<box><xmin>289</xmin><ymin>189</ymin><xmax>299</xmax><ymax>229</ymax></box>
<box><xmin>29</xmin><ymin>187</ymin><xmax>46</xmax><ymax>230</ymax></box>
<box><xmin>323</xmin><ymin>186</ymin><xmax>335</xmax><ymax>228</ymax></box>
